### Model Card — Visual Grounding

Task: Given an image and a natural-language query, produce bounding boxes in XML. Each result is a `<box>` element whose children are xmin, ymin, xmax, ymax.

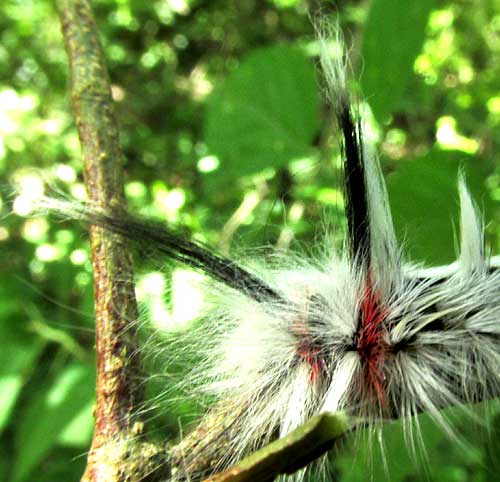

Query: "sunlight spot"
<box><xmin>436</xmin><ymin>116</ymin><xmax>478</xmax><ymax>154</ymax></box>
<box><xmin>198</xmin><ymin>155</ymin><xmax>219</xmax><ymax>173</ymax></box>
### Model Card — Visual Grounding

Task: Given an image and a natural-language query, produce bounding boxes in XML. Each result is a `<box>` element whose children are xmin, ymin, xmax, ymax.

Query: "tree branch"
<box><xmin>56</xmin><ymin>1</ymin><xmax>166</xmax><ymax>480</ymax></box>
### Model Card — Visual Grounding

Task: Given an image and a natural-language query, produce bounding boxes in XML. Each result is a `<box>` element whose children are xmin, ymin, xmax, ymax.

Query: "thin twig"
<box><xmin>204</xmin><ymin>413</ymin><xmax>350</xmax><ymax>482</ymax></box>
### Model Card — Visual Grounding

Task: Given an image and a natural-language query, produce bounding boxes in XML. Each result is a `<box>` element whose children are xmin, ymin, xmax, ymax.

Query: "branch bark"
<box><xmin>56</xmin><ymin>1</ymin><xmax>166</xmax><ymax>480</ymax></box>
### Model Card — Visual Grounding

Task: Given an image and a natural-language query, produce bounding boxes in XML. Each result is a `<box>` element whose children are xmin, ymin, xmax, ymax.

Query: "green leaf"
<box><xmin>13</xmin><ymin>363</ymin><xmax>95</xmax><ymax>482</ymax></box>
<box><xmin>0</xmin><ymin>307</ymin><xmax>44</xmax><ymax>433</ymax></box>
<box><xmin>24</xmin><ymin>447</ymin><xmax>88</xmax><ymax>482</ymax></box>
<box><xmin>336</xmin><ymin>403</ymin><xmax>499</xmax><ymax>482</ymax></box>
<box><xmin>0</xmin><ymin>376</ymin><xmax>27</xmax><ymax>432</ymax></box>
<box><xmin>57</xmin><ymin>399</ymin><xmax>94</xmax><ymax>447</ymax></box>
<box><xmin>362</xmin><ymin>0</ymin><xmax>436</xmax><ymax>122</ymax></box>
<box><xmin>0</xmin><ymin>445</ymin><xmax>9</xmax><ymax>482</ymax></box>
<box><xmin>204</xmin><ymin>45</ymin><xmax>320</xmax><ymax>182</ymax></box>
<box><xmin>387</xmin><ymin>149</ymin><xmax>493</xmax><ymax>265</ymax></box>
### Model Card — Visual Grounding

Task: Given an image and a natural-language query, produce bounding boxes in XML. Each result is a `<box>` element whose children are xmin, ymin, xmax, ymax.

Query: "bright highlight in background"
<box><xmin>137</xmin><ymin>269</ymin><xmax>204</xmax><ymax>331</ymax></box>
<box><xmin>197</xmin><ymin>155</ymin><xmax>219</xmax><ymax>173</ymax></box>
<box><xmin>12</xmin><ymin>172</ymin><xmax>45</xmax><ymax>216</ymax></box>
<box><xmin>171</xmin><ymin>269</ymin><xmax>204</xmax><ymax>326</ymax></box>
<box><xmin>436</xmin><ymin>116</ymin><xmax>478</xmax><ymax>154</ymax></box>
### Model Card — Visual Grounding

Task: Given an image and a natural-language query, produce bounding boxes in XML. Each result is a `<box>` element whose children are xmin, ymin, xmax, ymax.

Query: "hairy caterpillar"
<box><xmin>17</xmin><ymin>25</ymin><xmax>500</xmax><ymax>482</ymax></box>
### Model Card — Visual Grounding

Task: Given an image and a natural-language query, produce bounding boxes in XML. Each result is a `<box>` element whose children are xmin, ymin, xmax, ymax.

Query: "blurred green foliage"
<box><xmin>1</xmin><ymin>0</ymin><xmax>500</xmax><ymax>481</ymax></box>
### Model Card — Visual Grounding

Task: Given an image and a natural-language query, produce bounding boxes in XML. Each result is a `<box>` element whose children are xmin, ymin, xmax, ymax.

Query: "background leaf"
<box><xmin>13</xmin><ymin>363</ymin><xmax>95</xmax><ymax>482</ymax></box>
<box><xmin>362</xmin><ymin>0</ymin><xmax>437</xmax><ymax>123</ymax></box>
<box><xmin>204</xmin><ymin>45</ymin><xmax>320</xmax><ymax>183</ymax></box>
<box><xmin>0</xmin><ymin>283</ymin><xmax>44</xmax><ymax>433</ymax></box>
<box><xmin>386</xmin><ymin>149</ymin><xmax>494</xmax><ymax>265</ymax></box>
<box><xmin>335</xmin><ymin>401</ymin><xmax>500</xmax><ymax>482</ymax></box>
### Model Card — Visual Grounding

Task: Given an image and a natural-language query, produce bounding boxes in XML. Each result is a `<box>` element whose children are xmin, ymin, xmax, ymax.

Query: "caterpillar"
<box><xmin>18</xmin><ymin>23</ymin><xmax>500</xmax><ymax>482</ymax></box>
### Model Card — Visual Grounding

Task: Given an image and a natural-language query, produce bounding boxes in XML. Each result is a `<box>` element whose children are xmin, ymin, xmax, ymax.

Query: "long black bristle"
<box><xmin>64</xmin><ymin>206</ymin><xmax>283</xmax><ymax>304</ymax></box>
<box><xmin>338</xmin><ymin>100</ymin><xmax>370</xmax><ymax>263</ymax></box>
